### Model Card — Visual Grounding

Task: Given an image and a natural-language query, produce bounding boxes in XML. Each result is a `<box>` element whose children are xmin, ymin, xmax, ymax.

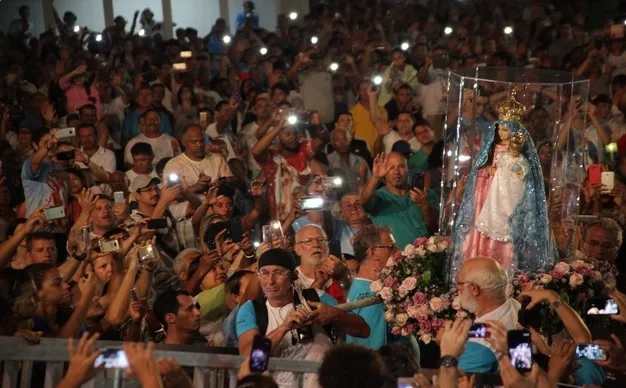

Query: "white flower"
<box><xmin>592</xmin><ymin>271</ymin><xmax>602</xmax><ymax>281</ymax></box>
<box><xmin>428</xmin><ymin>236</ymin><xmax>437</xmax><ymax>244</ymax></box>
<box><xmin>421</xmin><ymin>334</ymin><xmax>433</xmax><ymax>344</ymax></box>
<box><xmin>539</xmin><ymin>274</ymin><xmax>552</xmax><ymax>284</ymax></box>
<box><xmin>403</xmin><ymin>244</ymin><xmax>416</xmax><ymax>257</ymax></box>
<box><xmin>426</xmin><ymin>243</ymin><xmax>438</xmax><ymax>252</ymax></box>
<box><xmin>396</xmin><ymin>313</ymin><xmax>409</xmax><ymax>326</ymax></box>
<box><xmin>386</xmin><ymin>257</ymin><xmax>395</xmax><ymax>267</ymax></box>
<box><xmin>569</xmin><ymin>273</ymin><xmax>584</xmax><ymax>288</ymax></box>
<box><xmin>571</xmin><ymin>260</ymin><xmax>590</xmax><ymax>270</ymax></box>
<box><xmin>384</xmin><ymin>310</ymin><xmax>395</xmax><ymax>322</ymax></box>
<box><xmin>398</xmin><ymin>285</ymin><xmax>409</xmax><ymax>297</ymax></box>
<box><xmin>370</xmin><ymin>280</ymin><xmax>383</xmax><ymax>293</ymax></box>
<box><xmin>451</xmin><ymin>296</ymin><xmax>462</xmax><ymax>310</ymax></box>
<box><xmin>380</xmin><ymin>287</ymin><xmax>393</xmax><ymax>301</ymax></box>
<box><xmin>401</xmin><ymin>277</ymin><xmax>418</xmax><ymax>291</ymax></box>
<box><xmin>554</xmin><ymin>262</ymin><xmax>571</xmax><ymax>275</ymax></box>
<box><xmin>415</xmin><ymin>246</ymin><xmax>426</xmax><ymax>256</ymax></box>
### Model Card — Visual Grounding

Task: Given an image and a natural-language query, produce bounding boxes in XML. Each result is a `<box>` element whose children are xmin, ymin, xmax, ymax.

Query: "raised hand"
<box><xmin>123</xmin><ymin>342</ymin><xmax>161</xmax><ymax>387</ymax></box>
<box><xmin>376</xmin><ymin>119</ymin><xmax>391</xmax><ymax>136</ymax></box>
<box><xmin>59</xmin><ymin>333</ymin><xmax>102</xmax><ymax>388</ymax></box>
<box><xmin>372</xmin><ymin>153</ymin><xmax>393</xmax><ymax>179</ymax></box>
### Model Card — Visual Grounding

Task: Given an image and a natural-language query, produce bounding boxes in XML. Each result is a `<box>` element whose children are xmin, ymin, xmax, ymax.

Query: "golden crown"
<box><xmin>497</xmin><ymin>91</ymin><xmax>526</xmax><ymax>122</ymax></box>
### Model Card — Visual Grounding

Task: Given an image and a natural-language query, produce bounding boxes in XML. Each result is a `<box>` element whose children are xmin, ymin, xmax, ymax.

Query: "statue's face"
<box><xmin>498</xmin><ymin>124</ymin><xmax>511</xmax><ymax>141</ymax></box>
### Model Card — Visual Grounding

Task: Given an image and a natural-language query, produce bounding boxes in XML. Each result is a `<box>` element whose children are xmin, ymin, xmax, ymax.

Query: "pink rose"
<box><xmin>569</xmin><ymin>273</ymin><xmax>584</xmax><ymax>288</ymax></box>
<box><xmin>416</xmin><ymin>304</ymin><xmax>432</xmax><ymax>317</ymax></box>
<box><xmin>522</xmin><ymin>282</ymin><xmax>534</xmax><ymax>292</ymax></box>
<box><xmin>415</xmin><ymin>246</ymin><xmax>426</xmax><ymax>256</ymax></box>
<box><xmin>571</xmin><ymin>260</ymin><xmax>590</xmax><ymax>270</ymax></box>
<box><xmin>407</xmin><ymin>305</ymin><xmax>421</xmax><ymax>318</ymax></box>
<box><xmin>401</xmin><ymin>277</ymin><xmax>418</xmax><ymax>291</ymax></box>
<box><xmin>418</xmin><ymin>318</ymin><xmax>433</xmax><ymax>333</ymax></box>
<box><xmin>592</xmin><ymin>271</ymin><xmax>602</xmax><ymax>281</ymax></box>
<box><xmin>550</xmin><ymin>271</ymin><xmax>563</xmax><ymax>281</ymax></box>
<box><xmin>401</xmin><ymin>324</ymin><xmax>416</xmax><ymax>336</ymax></box>
<box><xmin>429</xmin><ymin>297</ymin><xmax>444</xmax><ymax>312</ymax></box>
<box><xmin>431</xmin><ymin>318</ymin><xmax>445</xmax><ymax>330</ymax></box>
<box><xmin>393</xmin><ymin>251</ymin><xmax>403</xmax><ymax>262</ymax></box>
<box><xmin>451</xmin><ymin>296</ymin><xmax>462</xmax><ymax>310</ymax></box>
<box><xmin>391</xmin><ymin>326</ymin><xmax>401</xmax><ymax>335</ymax></box>
<box><xmin>384</xmin><ymin>277</ymin><xmax>396</xmax><ymax>287</ymax></box>
<box><xmin>539</xmin><ymin>274</ymin><xmax>552</xmax><ymax>284</ymax></box>
<box><xmin>370</xmin><ymin>280</ymin><xmax>383</xmax><ymax>293</ymax></box>
<box><xmin>519</xmin><ymin>274</ymin><xmax>530</xmax><ymax>283</ymax></box>
<box><xmin>396</xmin><ymin>313</ymin><xmax>409</xmax><ymax>327</ymax></box>
<box><xmin>380</xmin><ymin>287</ymin><xmax>393</xmax><ymax>300</ymax></box>
<box><xmin>414</xmin><ymin>237</ymin><xmax>429</xmax><ymax>246</ymax></box>
<box><xmin>398</xmin><ymin>285</ymin><xmax>409</xmax><ymax>297</ymax></box>
<box><xmin>554</xmin><ymin>262</ymin><xmax>571</xmax><ymax>275</ymax></box>
<box><xmin>578</xmin><ymin>266</ymin><xmax>592</xmax><ymax>277</ymax></box>
<box><xmin>403</xmin><ymin>245</ymin><xmax>417</xmax><ymax>257</ymax></box>
<box><xmin>413</xmin><ymin>292</ymin><xmax>427</xmax><ymax>305</ymax></box>
<box><xmin>420</xmin><ymin>333</ymin><xmax>433</xmax><ymax>344</ymax></box>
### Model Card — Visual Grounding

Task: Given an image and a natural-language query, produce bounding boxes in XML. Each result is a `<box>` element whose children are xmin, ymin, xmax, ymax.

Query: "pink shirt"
<box><xmin>60</xmin><ymin>80</ymin><xmax>102</xmax><ymax>118</ymax></box>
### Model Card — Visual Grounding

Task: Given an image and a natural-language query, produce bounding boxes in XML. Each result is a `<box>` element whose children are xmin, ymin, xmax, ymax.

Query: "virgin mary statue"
<box><xmin>451</xmin><ymin>93</ymin><xmax>553</xmax><ymax>275</ymax></box>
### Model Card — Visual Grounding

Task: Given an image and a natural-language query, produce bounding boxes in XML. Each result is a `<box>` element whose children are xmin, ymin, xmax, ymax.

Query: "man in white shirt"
<box><xmin>125</xmin><ymin>142</ymin><xmax>159</xmax><ymax>185</ymax></box>
<box><xmin>609</xmin><ymin>76</ymin><xmax>626</xmax><ymax>141</ymax></box>
<box><xmin>293</xmin><ymin>225</ymin><xmax>342</xmax><ymax>298</ymax></box>
<box><xmin>418</xmin><ymin>46</ymin><xmax>449</xmax><ymax>138</ymax></box>
<box><xmin>206</xmin><ymin>99</ymin><xmax>240</xmax><ymax>161</ymax></box>
<box><xmin>76</xmin><ymin>123</ymin><xmax>117</xmax><ymax>173</ymax></box>
<box><xmin>374</xmin><ymin>113</ymin><xmax>421</xmax><ymax>155</ymax></box>
<box><xmin>239</xmin><ymin>94</ymin><xmax>272</xmax><ymax>174</ymax></box>
<box><xmin>124</xmin><ymin>109</ymin><xmax>180</xmax><ymax>167</ymax></box>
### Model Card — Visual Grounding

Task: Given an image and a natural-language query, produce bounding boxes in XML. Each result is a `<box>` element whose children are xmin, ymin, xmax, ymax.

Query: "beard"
<box><xmin>460</xmin><ymin>288</ymin><xmax>477</xmax><ymax>313</ymax></box>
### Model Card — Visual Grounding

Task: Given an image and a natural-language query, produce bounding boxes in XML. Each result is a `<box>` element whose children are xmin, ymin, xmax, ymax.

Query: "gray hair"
<box><xmin>353</xmin><ymin>224</ymin><xmax>392</xmax><ymax>264</ymax></box>
<box><xmin>295</xmin><ymin>224</ymin><xmax>328</xmax><ymax>243</ymax></box>
<box><xmin>173</xmin><ymin>248</ymin><xmax>201</xmax><ymax>275</ymax></box>
<box><xmin>583</xmin><ymin>217</ymin><xmax>623</xmax><ymax>248</ymax></box>
<box><xmin>331</xmin><ymin>126</ymin><xmax>353</xmax><ymax>142</ymax></box>
<box><xmin>465</xmin><ymin>260</ymin><xmax>509</xmax><ymax>300</ymax></box>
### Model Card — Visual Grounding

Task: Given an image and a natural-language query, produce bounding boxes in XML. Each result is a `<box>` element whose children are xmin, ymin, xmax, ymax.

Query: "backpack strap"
<box><xmin>252</xmin><ymin>296</ymin><xmax>269</xmax><ymax>335</ymax></box>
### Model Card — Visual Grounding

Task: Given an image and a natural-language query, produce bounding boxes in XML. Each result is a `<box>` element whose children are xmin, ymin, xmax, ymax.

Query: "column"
<box><xmin>103</xmin><ymin>0</ymin><xmax>114</xmax><ymax>28</ymax></box>
<box><xmin>161</xmin><ymin>0</ymin><xmax>173</xmax><ymax>39</ymax></box>
<box><xmin>42</xmin><ymin>0</ymin><xmax>54</xmax><ymax>30</ymax></box>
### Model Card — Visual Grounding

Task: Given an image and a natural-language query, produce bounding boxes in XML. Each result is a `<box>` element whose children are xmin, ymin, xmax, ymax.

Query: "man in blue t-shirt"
<box><xmin>122</xmin><ymin>85</ymin><xmax>173</xmax><ymax>142</ymax></box>
<box><xmin>346</xmin><ymin>224</ymin><xmax>399</xmax><ymax>349</ymax></box>
<box><xmin>361</xmin><ymin>151</ymin><xmax>436</xmax><ymax>248</ymax></box>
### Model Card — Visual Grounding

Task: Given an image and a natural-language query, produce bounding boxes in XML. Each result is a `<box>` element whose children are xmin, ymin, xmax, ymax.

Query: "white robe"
<box><xmin>475</xmin><ymin>152</ymin><xmax>528</xmax><ymax>241</ymax></box>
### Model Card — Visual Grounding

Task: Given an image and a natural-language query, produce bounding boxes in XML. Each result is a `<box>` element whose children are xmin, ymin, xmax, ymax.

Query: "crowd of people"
<box><xmin>1</xmin><ymin>0</ymin><xmax>626</xmax><ymax>387</ymax></box>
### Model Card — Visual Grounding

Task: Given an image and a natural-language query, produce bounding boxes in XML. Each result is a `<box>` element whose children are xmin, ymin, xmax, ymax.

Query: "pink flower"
<box><xmin>398</xmin><ymin>285</ymin><xmax>409</xmax><ymax>297</ymax></box>
<box><xmin>451</xmin><ymin>296</ymin><xmax>462</xmax><ymax>310</ymax></box>
<box><xmin>421</xmin><ymin>333</ymin><xmax>433</xmax><ymax>344</ymax></box>
<box><xmin>384</xmin><ymin>277</ymin><xmax>396</xmax><ymax>287</ymax></box>
<box><xmin>391</xmin><ymin>326</ymin><xmax>401</xmax><ymax>335</ymax></box>
<box><xmin>577</xmin><ymin>292</ymin><xmax>586</xmax><ymax>301</ymax></box>
<box><xmin>392</xmin><ymin>251</ymin><xmax>403</xmax><ymax>262</ymax></box>
<box><xmin>418</xmin><ymin>318</ymin><xmax>433</xmax><ymax>333</ymax></box>
<box><xmin>522</xmin><ymin>282</ymin><xmax>534</xmax><ymax>292</ymax></box>
<box><xmin>415</xmin><ymin>246</ymin><xmax>426</xmax><ymax>256</ymax></box>
<box><xmin>413</xmin><ymin>292</ymin><xmax>427</xmax><ymax>305</ymax></box>
<box><xmin>554</xmin><ymin>262</ymin><xmax>571</xmax><ymax>275</ymax></box>
<box><xmin>401</xmin><ymin>277</ymin><xmax>418</xmax><ymax>291</ymax></box>
<box><xmin>550</xmin><ymin>271</ymin><xmax>563</xmax><ymax>281</ymax></box>
<box><xmin>414</xmin><ymin>237</ymin><xmax>429</xmax><ymax>246</ymax></box>
<box><xmin>519</xmin><ymin>274</ymin><xmax>530</xmax><ymax>283</ymax></box>
<box><xmin>571</xmin><ymin>260</ymin><xmax>590</xmax><ymax>270</ymax></box>
<box><xmin>370</xmin><ymin>280</ymin><xmax>383</xmax><ymax>292</ymax></box>
<box><xmin>380</xmin><ymin>287</ymin><xmax>393</xmax><ymax>301</ymax></box>
<box><xmin>429</xmin><ymin>297</ymin><xmax>444</xmax><ymax>312</ymax></box>
<box><xmin>396</xmin><ymin>313</ymin><xmax>409</xmax><ymax>327</ymax></box>
<box><xmin>401</xmin><ymin>324</ymin><xmax>416</xmax><ymax>336</ymax></box>
<box><xmin>456</xmin><ymin>310</ymin><xmax>468</xmax><ymax>318</ymax></box>
<box><xmin>539</xmin><ymin>274</ymin><xmax>552</xmax><ymax>284</ymax></box>
<box><xmin>416</xmin><ymin>304</ymin><xmax>432</xmax><ymax>317</ymax></box>
<box><xmin>431</xmin><ymin>317</ymin><xmax>445</xmax><ymax>330</ymax></box>
<box><xmin>407</xmin><ymin>305</ymin><xmax>421</xmax><ymax>318</ymax></box>
<box><xmin>592</xmin><ymin>271</ymin><xmax>603</xmax><ymax>281</ymax></box>
<box><xmin>578</xmin><ymin>266</ymin><xmax>592</xmax><ymax>277</ymax></box>
<box><xmin>569</xmin><ymin>273</ymin><xmax>584</xmax><ymax>288</ymax></box>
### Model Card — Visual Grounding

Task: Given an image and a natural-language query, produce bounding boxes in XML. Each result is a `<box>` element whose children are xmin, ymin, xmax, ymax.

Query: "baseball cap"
<box><xmin>130</xmin><ymin>175</ymin><xmax>161</xmax><ymax>193</ymax></box>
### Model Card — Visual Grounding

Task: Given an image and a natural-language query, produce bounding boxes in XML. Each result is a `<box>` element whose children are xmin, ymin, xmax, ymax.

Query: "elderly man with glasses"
<box><xmin>294</xmin><ymin>224</ymin><xmax>346</xmax><ymax>303</ymax></box>
<box><xmin>236</xmin><ymin>248</ymin><xmax>369</xmax><ymax>388</ymax></box>
<box><xmin>579</xmin><ymin>217</ymin><xmax>622</xmax><ymax>264</ymax></box>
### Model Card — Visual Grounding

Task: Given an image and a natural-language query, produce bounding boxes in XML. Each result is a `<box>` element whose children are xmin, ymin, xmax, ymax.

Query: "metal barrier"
<box><xmin>0</xmin><ymin>337</ymin><xmax>321</xmax><ymax>388</ymax></box>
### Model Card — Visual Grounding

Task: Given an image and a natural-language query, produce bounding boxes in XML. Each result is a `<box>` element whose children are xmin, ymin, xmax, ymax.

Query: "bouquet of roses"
<box><xmin>370</xmin><ymin>236</ymin><xmax>465</xmax><ymax>343</ymax></box>
<box><xmin>509</xmin><ymin>259</ymin><xmax>617</xmax><ymax>334</ymax></box>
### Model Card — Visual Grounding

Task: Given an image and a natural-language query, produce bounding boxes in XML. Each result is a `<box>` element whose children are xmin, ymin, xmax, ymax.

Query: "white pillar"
<box><xmin>162</xmin><ymin>0</ymin><xmax>173</xmax><ymax>39</ymax></box>
<box><xmin>103</xmin><ymin>0</ymin><xmax>114</xmax><ymax>28</ymax></box>
<box><xmin>42</xmin><ymin>0</ymin><xmax>54</xmax><ymax>30</ymax></box>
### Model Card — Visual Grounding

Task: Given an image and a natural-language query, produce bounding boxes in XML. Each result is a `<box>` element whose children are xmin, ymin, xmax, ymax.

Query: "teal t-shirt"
<box><xmin>365</xmin><ymin>187</ymin><xmax>429</xmax><ymax>248</ymax></box>
<box><xmin>346</xmin><ymin>278</ymin><xmax>388</xmax><ymax>349</ymax></box>
<box><xmin>408</xmin><ymin>149</ymin><xmax>429</xmax><ymax>175</ymax></box>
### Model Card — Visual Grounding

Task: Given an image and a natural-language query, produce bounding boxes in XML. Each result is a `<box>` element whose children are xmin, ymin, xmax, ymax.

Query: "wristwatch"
<box><xmin>440</xmin><ymin>355</ymin><xmax>458</xmax><ymax>368</ymax></box>
<box><xmin>550</xmin><ymin>297</ymin><xmax>563</xmax><ymax>310</ymax></box>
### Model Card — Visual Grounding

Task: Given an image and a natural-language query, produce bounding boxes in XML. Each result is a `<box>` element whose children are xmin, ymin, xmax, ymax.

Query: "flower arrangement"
<box><xmin>370</xmin><ymin>236</ymin><xmax>463</xmax><ymax>343</ymax></box>
<box><xmin>509</xmin><ymin>258</ymin><xmax>617</xmax><ymax>334</ymax></box>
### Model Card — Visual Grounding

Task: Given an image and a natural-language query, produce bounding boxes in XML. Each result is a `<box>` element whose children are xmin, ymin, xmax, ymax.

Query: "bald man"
<box><xmin>294</xmin><ymin>224</ymin><xmax>345</xmax><ymax>303</ymax></box>
<box><xmin>456</xmin><ymin>257</ymin><xmax>521</xmax><ymax>373</ymax></box>
<box><xmin>361</xmin><ymin>151</ymin><xmax>437</xmax><ymax>248</ymax></box>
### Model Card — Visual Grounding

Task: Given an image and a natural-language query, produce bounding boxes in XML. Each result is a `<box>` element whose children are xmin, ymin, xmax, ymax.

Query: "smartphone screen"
<box><xmin>55</xmin><ymin>150</ymin><xmax>75</xmax><ymax>161</ymax></box>
<box><xmin>328</xmin><ymin>240</ymin><xmax>341</xmax><ymax>258</ymax></box>
<box><xmin>575</xmin><ymin>343</ymin><xmax>607</xmax><ymax>361</ymax></box>
<box><xmin>139</xmin><ymin>244</ymin><xmax>155</xmax><ymax>261</ymax></box>
<box><xmin>397</xmin><ymin>378</ymin><xmax>415</xmax><ymax>388</ymax></box>
<box><xmin>166</xmin><ymin>173</ymin><xmax>180</xmax><ymax>186</ymax></box>
<box><xmin>199</xmin><ymin>111</ymin><xmax>208</xmax><ymax>122</ymax></box>
<box><xmin>586</xmin><ymin>297</ymin><xmax>619</xmax><ymax>315</ymax></box>
<box><xmin>99</xmin><ymin>239</ymin><xmax>120</xmax><ymax>253</ymax></box>
<box><xmin>55</xmin><ymin>127</ymin><xmax>76</xmax><ymax>139</ymax></box>
<box><xmin>601</xmin><ymin>172</ymin><xmax>615</xmax><ymax>191</ymax></box>
<box><xmin>113</xmin><ymin>191</ymin><xmax>125</xmax><ymax>204</ymax></box>
<box><xmin>300</xmin><ymin>197</ymin><xmax>325</xmax><ymax>211</ymax></box>
<box><xmin>147</xmin><ymin>218</ymin><xmax>168</xmax><ymax>230</ymax></box>
<box><xmin>228</xmin><ymin>217</ymin><xmax>244</xmax><ymax>243</ymax></box>
<box><xmin>94</xmin><ymin>348</ymin><xmax>129</xmax><ymax>369</ymax></box>
<box><xmin>468</xmin><ymin>323</ymin><xmax>490</xmax><ymax>338</ymax></box>
<box><xmin>508</xmin><ymin>330</ymin><xmax>533</xmax><ymax>372</ymax></box>
<box><xmin>44</xmin><ymin>206</ymin><xmax>66</xmax><ymax>220</ymax></box>
<box><xmin>411</xmin><ymin>173</ymin><xmax>425</xmax><ymax>190</ymax></box>
<box><xmin>262</xmin><ymin>221</ymin><xmax>283</xmax><ymax>246</ymax></box>
<box><xmin>249</xmin><ymin>335</ymin><xmax>272</xmax><ymax>373</ymax></box>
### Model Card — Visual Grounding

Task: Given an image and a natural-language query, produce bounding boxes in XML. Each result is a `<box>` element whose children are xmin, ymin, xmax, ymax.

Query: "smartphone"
<box><xmin>575</xmin><ymin>343</ymin><xmax>607</xmax><ymax>361</ymax></box>
<box><xmin>130</xmin><ymin>288</ymin><xmax>138</xmax><ymax>301</ymax></box>
<box><xmin>173</xmin><ymin>62</ymin><xmax>187</xmax><ymax>71</ymax></box>
<box><xmin>610</xmin><ymin>24</ymin><xmax>625</xmax><ymax>39</ymax></box>
<box><xmin>586</xmin><ymin>297</ymin><xmax>619</xmax><ymax>315</ymax></box>
<box><xmin>227</xmin><ymin>217</ymin><xmax>244</xmax><ymax>243</ymax></box>
<box><xmin>321</xmin><ymin>176</ymin><xmax>343</xmax><ymax>188</ymax></box>
<box><xmin>411</xmin><ymin>173</ymin><xmax>425</xmax><ymax>190</ymax></box>
<box><xmin>55</xmin><ymin>150</ymin><xmax>75</xmax><ymax>161</ymax></box>
<box><xmin>146</xmin><ymin>218</ymin><xmax>168</xmax><ymax>229</ymax></box>
<box><xmin>300</xmin><ymin>197</ymin><xmax>325</xmax><ymax>211</ymax></box>
<box><xmin>468</xmin><ymin>323</ymin><xmax>490</xmax><ymax>338</ymax></box>
<box><xmin>44</xmin><ymin>206</ymin><xmax>66</xmax><ymax>220</ymax></box>
<box><xmin>601</xmin><ymin>172</ymin><xmax>615</xmax><ymax>192</ymax></box>
<box><xmin>397</xmin><ymin>378</ymin><xmax>416</xmax><ymax>388</ymax></box>
<box><xmin>321</xmin><ymin>239</ymin><xmax>339</xmax><ymax>257</ymax></box>
<box><xmin>99</xmin><ymin>239</ymin><xmax>120</xmax><ymax>253</ymax></box>
<box><xmin>573</xmin><ymin>214</ymin><xmax>599</xmax><ymax>223</ymax></box>
<box><xmin>55</xmin><ymin>127</ymin><xmax>76</xmax><ymax>139</ymax></box>
<box><xmin>262</xmin><ymin>221</ymin><xmax>283</xmax><ymax>246</ymax></box>
<box><xmin>508</xmin><ymin>330</ymin><xmax>533</xmax><ymax>372</ymax></box>
<box><xmin>113</xmin><ymin>191</ymin><xmax>125</xmax><ymax>204</ymax></box>
<box><xmin>518</xmin><ymin>296</ymin><xmax>542</xmax><ymax>330</ymax></box>
<box><xmin>94</xmin><ymin>348</ymin><xmax>129</xmax><ymax>369</ymax></box>
<box><xmin>166</xmin><ymin>173</ymin><xmax>180</xmax><ymax>186</ymax></box>
<box><xmin>139</xmin><ymin>244</ymin><xmax>155</xmax><ymax>262</ymax></box>
<box><xmin>180</xmin><ymin>50</ymin><xmax>192</xmax><ymax>58</ymax></box>
<box><xmin>199</xmin><ymin>111</ymin><xmax>208</xmax><ymax>122</ymax></box>
<box><xmin>232</xmin><ymin>91</ymin><xmax>242</xmax><ymax>104</ymax></box>
<box><xmin>249</xmin><ymin>335</ymin><xmax>272</xmax><ymax>373</ymax></box>
<box><xmin>588</xmin><ymin>164</ymin><xmax>602</xmax><ymax>185</ymax></box>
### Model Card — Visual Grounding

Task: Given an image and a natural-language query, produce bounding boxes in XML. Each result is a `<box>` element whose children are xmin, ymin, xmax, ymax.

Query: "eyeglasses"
<box><xmin>257</xmin><ymin>269</ymin><xmax>291</xmax><ymax>279</ymax></box>
<box><xmin>138</xmin><ymin>186</ymin><xmax>160</xmax><ymax>193</ymax></box>
<box><xmin>373</xmin><ymin>244</ymin><xmax>397</xmax><ymax>250</ymax></box>
<box><xmin>456</xmin><ymin>280</ymin><xmax>472</xmax><ymax>286</ymax></box>
<box><xmin>296</xmin><ymin>238</ymin><xmax>328</xmax><ymax>245</ymax></box>
<box><xmin>583</xmin><ymin>240</ymin><xmax>617</xmax><ymax>251</ymax></box>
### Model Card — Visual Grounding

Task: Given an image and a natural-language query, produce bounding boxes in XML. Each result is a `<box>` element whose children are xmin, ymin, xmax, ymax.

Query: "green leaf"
<box><xmin>423</xmin><ymin>270</ymin><xmax>431</xmax><ymax>283</ymax></box>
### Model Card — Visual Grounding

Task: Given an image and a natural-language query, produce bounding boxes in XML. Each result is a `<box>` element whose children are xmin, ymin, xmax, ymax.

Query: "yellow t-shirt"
<box><xmin>350</xmin><ymin>103</ymin><xmax>387</xmax><ymax>153</ymax></box>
